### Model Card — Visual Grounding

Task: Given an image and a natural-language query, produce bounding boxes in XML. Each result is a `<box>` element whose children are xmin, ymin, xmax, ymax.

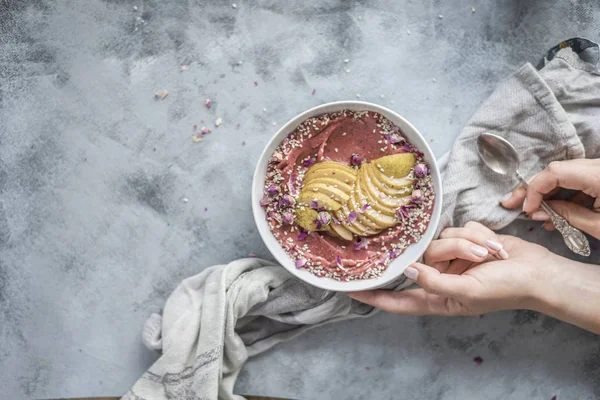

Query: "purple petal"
<box><xmin>390</xmin><ymin>249</ymin><xmax>399</xmax><ymax>259</ymax></box>
<box><xmin>411</xmin><ymin>189</ymin><xmax>423</xmax><ymax>203</ymax></box>
<box><xmin>267</xmin><ymin>185</ymin><xmax>279</xmax><ymax>197</ymax></box>
<box><xmin>332</xmin><ymin>217</ymin><xmax>341</xmax><ymax>225</ymax></box>
<box><xmin>309</xmin><ymin>200</ymin><xmax>320</xmax><ymax>210</ymax></box>
<box><xmin>317</xmin><ymin>211</ymin><xmax>331</xmax><ymax>226</ymax></box>
<box><xmin>347</xmin><ymin>211</ymin><xmax>358</xmax><ymax>223</ymax></box>
<box><xmin>260</xmin><ymin>195</ymin><xmax>270</xmax><ymax>207</ymax></box>
<box><xmin>400</xmin><ymin>145</ymin><xmax>412</xmax><ymax>152</ymax></box>
<box><xmin>414</xmin><ymin>163</ymin><xmax>428</xmax><ymax>178</ymax></box>
<box><xmin>360</xmin><ymin>203</ymin><xmax>370</xmax><ymax>213</ymax></box>
<box><xmin>384</xmin><ymin>132</ymin><xmax>404</xmax><ymax>144</ymax></box>
<box><xmin>350</xmin><ymin>154</ymin><xmax>362</xmax><ymax>167</ymax></box>
<box><xmin>336</xmin><ymin>255</ymin><xmax>343</xmax><ymax>268</ymax></box>
<box><xmin>282</xmin><ymin>212</ymin><xmax>294</xmax><ymax>224</ymax></box>
<box><xmin>298</xmin><ymin>230</ymin><xmax>308</xmax><ymax>240</ymax></box>
<box><xmin>354</xmin><ymin>237</ymin><xmax>368</xmax><ymax>251</ymax></box>
<box><xmin>303</xmin><ymin>157</ymin><xmax>316</xmax><ymax>167</ymax></box>
<box><xmin>295</xmin><ymin>258</ymin><xmax>307</xmax><ymax>268</ymax></box>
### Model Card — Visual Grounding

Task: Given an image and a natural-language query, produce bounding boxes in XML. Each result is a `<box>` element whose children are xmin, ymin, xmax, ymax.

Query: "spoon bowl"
<box><xmin>477</xmin><ymin>133</ymin><xmax>521</xmax><ymax>176</ymax></box>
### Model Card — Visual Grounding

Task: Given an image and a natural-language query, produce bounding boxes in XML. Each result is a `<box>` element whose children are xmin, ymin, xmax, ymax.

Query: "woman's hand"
<box><xmin>348</xmin><ymin>222</ymin><xmax>555</xmax><ymax>316</ymax></box>
<box><xmin>501</xmin><ymin>158</ymin><xmax>600</xmax><ymax>239</ymax></box>
<box><xmin>348</xmin><ymin>222</ymin><xmax>600</xmax><ymax>334</ymax></box>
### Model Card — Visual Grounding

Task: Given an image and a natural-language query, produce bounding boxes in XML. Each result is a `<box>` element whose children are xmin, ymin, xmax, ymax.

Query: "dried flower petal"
<box><xmin>411</xmin><ymin>189</ymin><xmax>423</xmax><ymax>203</ymax></box>
<box><xmin>360</xmin><ymin>203</ymin><xmax>370</xmax><ymax>213</ymax></box>
<box><xmin>282</xmin><ymin>211</ymin><xmax>294</xmax><ymax>224</ymax></box>
<box><xmin>390</xmin><ymin>249</ymin><xmax>399</xmax><ymax>259</ymax></box>
<box><xmin>155</xmin><ymin>90</ymin><xmax>169</xmax><ymax>99</ymax></box>
<box><xmin>414</xmin><ymin>163</ymin><xmax>428</xmax><ymax>178</ymax></box>
<box><xmin>193</xmin><ymin>125</ymin><xmax>197</xmax><ymax>131</ymax></box>
<box><xmin>298</xmin><ymin>230</ymin><xmax>308</xmax><ymax>241</ymax></box>
<box><xmin>396</xmin><ymin>204</ymin><xmax>416</xmax><ymax>222</ymax></box>
<box><xmin>279</xmin><ymin>194</ymin><xmax>296</xmax><ymax>208</ymax></box>
<box><xmin>347</xmin><ymin>211</ymin><xmax>358</xmax><ymax>223</ymax></box>
<box><xmin>215</xmin><ymin>118</ymin><xmax>222</xmax><ymax>127</ymax></box>
<box><xmin>354</xmin><ymin>237</ymin><xmax>368</xmax><ymax>251</ymax></box>
<box><xmin>205</xmin><ymin>98</ymin><xmax>212</xmax><ymax>108</ymax></box>
<box><xmin>384</xmin><ymin>132</ymin><xmax>405</xmax><ymax>144</ymax></box>
<box><xmin>336</xmin><ymin>255</ymin><xmax>343</xmax><ymax>268</ymax></box>
<box><xmin>260</xmin><ymin>195</ymin><xmax>270</xmax><ymax>206</ymax></box>
<box><xmin>312</xmin><ymin>89</ymin><xmax>316</xmax><ymax>95</ymax></box>
<box><xmin>332</xmin><ymin>217</ymin><xmax>341</xmax><ymax>225</ymax></box>
<box><xmin>309</xmin><ymin>200</ymin><xmax>320</xmax><ymax>210</ymax></box>
<box><xmin>200</xmin><ymin>126</ymin><xmax>212</xmax><ymax>134</ymax></box>
<box><xmin>295</xmin><ymin>258</ymin><xmax>307</xmax><ymax>268</ymax></box>
<box><xmin>288</xmin><ymin>173</ymin><xmax>298</xmax><ymax>196</ymax></box>
<box><xmin>317</xmin><ymin>211</ymin><xmax>331</xmax><ymax>227</ymax></box>
<box><xmin>254</xmin><ymin>81</ymin><xmax>258</xmax><ymax>86</ymax></box>
<box><xmin>400</xmin><ymin>144</ymin><xmax>412</xmax><ymax>152</ymax></box>
<box><xmin>267</xmin><ymin>185</ymin><xmax>279</xmax><ymax>197</ymax></box>
<box><xmin>350</xmin><ymin>154</ymin><xmax>362</xmax><ymax>167</ymax></box>
<box><xmin>473</xmin><ymin>356</ymin><xmax>483</xmax><ymax>365</ymax></box>
<box><xmin>303</xmin><ymin>158</ymin><xmax>316</xmax><ymax>167</ymax></box>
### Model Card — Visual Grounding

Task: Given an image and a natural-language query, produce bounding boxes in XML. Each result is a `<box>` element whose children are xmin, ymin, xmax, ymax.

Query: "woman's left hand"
<box><xmin>348</xmin><ymin>222</ymin><xmax>561</xmax><ymax>316</ymax></box>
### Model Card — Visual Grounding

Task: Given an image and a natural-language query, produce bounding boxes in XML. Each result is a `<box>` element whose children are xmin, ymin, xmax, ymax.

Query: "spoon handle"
<box><xmin>515</xmin><ymin>172</ymin><xmax>590</xmax><ymax>257</ymax></box>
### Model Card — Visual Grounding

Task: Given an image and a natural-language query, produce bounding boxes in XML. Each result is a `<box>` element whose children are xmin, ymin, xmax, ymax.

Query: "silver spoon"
<box><xmin>477</xmin><ymin>132</ymin><xmax>590</xmax><ymax>257</ymax></box>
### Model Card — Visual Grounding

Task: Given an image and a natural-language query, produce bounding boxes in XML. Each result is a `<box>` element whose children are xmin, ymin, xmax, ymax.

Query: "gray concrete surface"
<box><xmin>1</xmin><ymin>0</ymin><xmax>600</xmax><ymax>399</ymax></box>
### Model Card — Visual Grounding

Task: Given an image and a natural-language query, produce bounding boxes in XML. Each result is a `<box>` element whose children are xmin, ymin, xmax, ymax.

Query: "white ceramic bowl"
<box><xmin>252</xmin><ymin>101</ymin><xmax>442</xmax><ymax>292</ymax></box>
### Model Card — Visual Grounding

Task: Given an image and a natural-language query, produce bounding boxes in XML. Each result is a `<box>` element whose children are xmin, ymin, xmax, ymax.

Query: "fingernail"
<box><xmin>404</xmin><ymin>266</ymin><xmax>419</xmax><ymax>280</ymax></box>
<box><xmin>471</xmin><ymin>245</ymin><xmax>488</xmax><ymax>258</ymax></box>
<box><xmin>500</xmin><ymin>192</ymin><xmax>512</xmax><ymax>203</ymax></box>
<box><xmin>531</xmin><ymin>210</ymin><xmax>550</xmax><ymax>221</ymax></box>
<box><xmin>523</xmin><ymin>198</ymin><xmax>528</xmax><ymax>212</ymax></box>
<box><xmin>499</xmin><ymin>249</ymin><xmax>509</xmax><ymax>259</ymax></box>
<box><xmin>485</xmin><ymin>239</ymin><xmax>503</xmax><ymax>251</ymax></box>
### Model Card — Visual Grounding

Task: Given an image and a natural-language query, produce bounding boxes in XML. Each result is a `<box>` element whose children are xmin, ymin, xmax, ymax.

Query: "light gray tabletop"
<box><xmin>1</xmin><ymin>0</ymin><xmax>599</xmax><ymax>399</ymax></box>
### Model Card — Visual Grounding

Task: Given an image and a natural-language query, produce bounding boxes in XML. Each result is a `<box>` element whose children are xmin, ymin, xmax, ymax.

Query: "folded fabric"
<box><xmin>122</xmin><ymin>47</ymin><xmax>600</xmax><ymax>400</ymax></box>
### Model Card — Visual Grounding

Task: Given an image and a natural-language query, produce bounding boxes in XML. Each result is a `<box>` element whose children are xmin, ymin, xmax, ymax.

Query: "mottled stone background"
<box><xmin>1</xmin><ymin>0</ymin><xmax>599</xmax><ymax>399</ymax></box>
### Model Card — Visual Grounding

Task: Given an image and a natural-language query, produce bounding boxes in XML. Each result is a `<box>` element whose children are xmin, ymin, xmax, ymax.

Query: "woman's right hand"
<box><xmin>501</xmin><ymin>158</ymin><xmax>600</xmax><ymax>239</ymax></box>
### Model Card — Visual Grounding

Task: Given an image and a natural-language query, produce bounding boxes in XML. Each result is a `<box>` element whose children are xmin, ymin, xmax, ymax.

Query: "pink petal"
<box><xmin>347</xmin><ymin>211</ymin><xmax>358</xmax><ymax>223</ymax></box>
<box><xmin>295</xmin><ymin>258</ymin><xmax>307</xmax><ymax>268</ymax></box>
<box><xmin>298</xmin><ymin>231</ymin><xmax>308</xmax><ymax>241</ymax></box>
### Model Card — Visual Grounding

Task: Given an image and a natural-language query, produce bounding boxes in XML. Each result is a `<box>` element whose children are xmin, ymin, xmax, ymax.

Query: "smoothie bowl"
<box><xmin>252</xmin><ymin>101</ymin><xmax>442</xmax><ymax>292</ymax></box>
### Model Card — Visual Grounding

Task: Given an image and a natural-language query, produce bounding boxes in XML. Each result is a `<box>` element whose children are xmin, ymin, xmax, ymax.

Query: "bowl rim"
<box><xmin>252</xmin><ymin>100</ymin><xmax>442</xmax><ymax>292</ymax></box>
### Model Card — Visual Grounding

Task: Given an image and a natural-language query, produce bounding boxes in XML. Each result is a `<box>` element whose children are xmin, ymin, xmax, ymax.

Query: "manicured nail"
<box><xmin>523</xmin><ymin>198</ymin><xmax>528</xmax><ymax>212</ymax></box>
<box><xmin>485</xmin><ymin>239</ymin><xmax>503</xmax><ymax>251</ymax></box>
<box><xmin>498</xmin><ymin>249</ymin><xmax>509</xmax><ymax>259</ymax></box>
<box><xmin>404</xmin><ymin>266</ymin><xmax>419</xmax><ymax>280</ymax></box>
<box><xmin>531</xmin><ymin>210</ymin><xmax>550</xmax><ymax>221</ymax></box>
<box><xmin>471</xmin><ymin>245</ymin><xmax>488</xmax><ymax>258</ymax></box>
<box><xmin>500</xmin><ymin>192</ymin><xmax>512</xmax><ymax>203</ymax></box>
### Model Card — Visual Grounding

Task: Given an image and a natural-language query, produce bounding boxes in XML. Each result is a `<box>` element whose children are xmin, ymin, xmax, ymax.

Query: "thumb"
<box><xmin>538</xmin><ymin>200</ymin><xmax>600</xmax><ymax>239</ymax></box>
<box><xmin>405</xmin><ymin>263</ymin><xmax>477</xmax><ymax>298</ymax></box>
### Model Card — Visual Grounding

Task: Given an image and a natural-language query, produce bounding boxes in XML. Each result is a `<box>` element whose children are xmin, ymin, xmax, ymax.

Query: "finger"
<box><xmin>405</xmin><ymin>262</ymin><xmax>480</xmax><ymax>298</ymax></box>
<box><xmin>542</xmin><ymin>221</ymin><xmax>555</xmax><ymax>231</ymax></box>
<box><xmin>543</xmin><ymin>200</ymin><xmax>600</xmax><ymax>239</ymax></box>
<box><xmin>445</xmin><ymin>258</ymin><xmax>474</xmax><ymax>276</ymax></box>
<box><xmin>500</xmin><ymin>185</ymin><xmax>527</xmax><ymax>209</ymax></box>
<box><xmin>424</xmin><ymin>238</ymin><xmax>489</xmax><ymax>265</ymax></box>
<box><xmin>524</xmin><ymin>160</ymin><xmax>600</xmax><ymax>213</ymax></box>
<box><xmin>440</xmin><ymin>222</ymin><xmax>508</xmax><ymax>259</ymax></box>
<box><xmin>348</xmin><ymin>289</ymin><xmax>468</xmax><ymax>316</ymax></box>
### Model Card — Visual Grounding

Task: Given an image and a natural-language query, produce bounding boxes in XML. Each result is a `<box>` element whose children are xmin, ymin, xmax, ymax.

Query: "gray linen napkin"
<box><xmin>122</xmin><ymin>47</ymin><xmax>600</xmax><ymax>400</ymax></box>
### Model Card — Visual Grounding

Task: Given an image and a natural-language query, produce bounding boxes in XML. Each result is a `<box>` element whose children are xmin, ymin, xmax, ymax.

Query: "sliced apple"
<box><xmin>374</xmin><ymin>153</ymin><xmax>416</xmax><ymax>179</ymax></box>
<box><xmin>302</xmin><ymin>177</ymin><xmax>353</xmax><ymax>195</ymax></box>
<box><xmin>298</xmin><ymin>192</ymin><xmax>342</xmax><ymax>211</ymax></box>
<box><xmin>305</xmin><ymin>161</ymin><xmax>356</xmax><ymax>176</ymax></box>
<box><xmin>303</xmin><ymin>166</ymin><xmax>357</xmax><ymax>186</ymax></box>
<box><xmin>329</xmin><ymin>222</ymin><xmax>354</xmax><ymax>241</ymax></box>
<box><xmin>294</xmin><ymin>207</ymin><xmax>320</xmax><ymax>231</ymax></box>
<box><xmin>371</xmin><ymin>165</ymin><xmax>414</xmax><ymax>191</ymax></box>
<box><xmin>355</xmin><ymin>172</ymin><xmax>396</xmax><ymax>217</ymax></box>
<box><xmin>303</xmin><ymin>182</ymin><xmax>350</xmax><ymax>204</ymax></box>
<box><xmin>364</xmin><ymin>165</ymin><xmax>413</xmax><ymax>207</ymax></box>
